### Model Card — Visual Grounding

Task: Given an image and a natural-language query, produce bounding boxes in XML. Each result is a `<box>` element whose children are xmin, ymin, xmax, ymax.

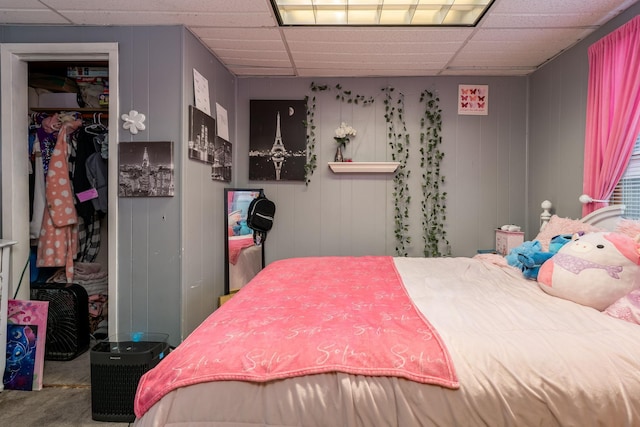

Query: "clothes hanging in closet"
<box><xmin>68</xmin><ymin>120</ymin><xmax>108</xmax><ymax>262</ymax></box>
<box><xmin>29</xmin><ymin>112</ymin><xmax>109</xmax><ymax>278</ymax></box>
<box><xmin>36</xmin><ymin>125</ymin><xmax>78</xmax><ymax>283</ymax></box>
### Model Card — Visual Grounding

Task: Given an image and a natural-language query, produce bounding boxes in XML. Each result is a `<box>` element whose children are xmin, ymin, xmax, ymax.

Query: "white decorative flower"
<box><xmin>122</xmin><ymin>110</ymin><xmax>146</xmax><ymax>135</ymax></box>
<box><xmin>334</xmin><ymin>122</ymin><xmax>357</xmax><ymax>145</ymax></box>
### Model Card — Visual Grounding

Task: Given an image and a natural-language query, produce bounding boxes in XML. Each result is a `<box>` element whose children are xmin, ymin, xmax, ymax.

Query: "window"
<box><xmin>611</xmin><ymin>133</ymin><xmax>640</xmax><ymax>219</ymax></box>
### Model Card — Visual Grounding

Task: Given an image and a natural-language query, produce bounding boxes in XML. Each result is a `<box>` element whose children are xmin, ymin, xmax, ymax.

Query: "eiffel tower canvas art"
<box><xmin>249</xmin><ymin>99</ymin><xmax>307</xmax><ymax>181</ymax></box>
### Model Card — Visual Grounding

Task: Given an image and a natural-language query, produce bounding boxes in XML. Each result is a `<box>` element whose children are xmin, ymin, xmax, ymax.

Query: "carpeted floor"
<box><xmin>0</xmin><ymin>340</ymin><xmax>131</xmax><ymax>427</ymax></box>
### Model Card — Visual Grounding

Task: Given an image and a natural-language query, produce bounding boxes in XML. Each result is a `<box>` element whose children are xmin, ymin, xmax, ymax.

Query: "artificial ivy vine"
<box><xmin>304</xmin><ymin>83</ymin><xmax>448</xmax><ymax>258</ymax></box>
<box><xmin>419</xmin><ymin>89</ymin><xmax>450</xmax><ymax>257</ymax></box>
<box><xmin>303</xmin><ymin>94</ymin><xmax>317</xmax><ymax>185</ymax></box>
<box><xmin>382</xmin><ymin>86</ymin><xmax>411</xmax><ymax>256</ymax></box>
<box><xmin>304</xmin><ymin>82</ymin><xmax>374</xmax><ymax>185</ymax></box>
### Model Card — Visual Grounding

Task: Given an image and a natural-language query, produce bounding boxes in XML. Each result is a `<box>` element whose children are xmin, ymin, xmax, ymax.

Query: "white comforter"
<box><xmin>135</xmin><ymin>257</ymin><xmax>640</xmax><ymax>426</ymax></box>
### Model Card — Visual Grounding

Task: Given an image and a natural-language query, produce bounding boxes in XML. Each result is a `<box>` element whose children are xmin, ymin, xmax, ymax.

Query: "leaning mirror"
<box><xmin>224</xmin><ymin>188</ymin><xmax>265</xmax><ymax>295</ymax></box>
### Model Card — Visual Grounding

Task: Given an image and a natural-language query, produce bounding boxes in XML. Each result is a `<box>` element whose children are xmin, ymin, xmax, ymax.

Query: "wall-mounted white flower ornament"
<box><xmin>122</xmin><ymin>110</ymin><xmax>146</xmax><ymax>134</ymax></box>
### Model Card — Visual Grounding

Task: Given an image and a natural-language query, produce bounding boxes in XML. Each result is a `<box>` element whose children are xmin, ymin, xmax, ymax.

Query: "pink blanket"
<box><xmin>228</xmin><ymin>236</ymin><xmax>255</xmax><ymax>265</ymax></box>
<box><xmin>135</xmin><ymin>256</ymin><xmax>458</xmax><ymax>418</ymax></box>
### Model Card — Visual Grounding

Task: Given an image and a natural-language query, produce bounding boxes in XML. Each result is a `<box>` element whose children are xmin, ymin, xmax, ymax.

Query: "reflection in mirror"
<box><xmin>224</xmin><ymin>188</ymin><xmax>265</xmax><ymax>295</ymax></box>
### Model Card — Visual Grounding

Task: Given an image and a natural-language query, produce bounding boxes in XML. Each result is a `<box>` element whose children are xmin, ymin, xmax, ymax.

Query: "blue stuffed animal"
<box><xmin>505</xmin><ymin>240</ymin><xmax>541</xmax><ymax>271</ymax></box>
<box><xmin>507</xmin><ymin>234</ymin><xmax>573</xmax><ymax>280</ymax></box>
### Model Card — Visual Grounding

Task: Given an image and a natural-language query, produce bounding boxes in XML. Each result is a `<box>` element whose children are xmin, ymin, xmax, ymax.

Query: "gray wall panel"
<box><xmin>180</xmin><ymin>28</ymin><xmax>236</xmax><ymax>336</ymax></box>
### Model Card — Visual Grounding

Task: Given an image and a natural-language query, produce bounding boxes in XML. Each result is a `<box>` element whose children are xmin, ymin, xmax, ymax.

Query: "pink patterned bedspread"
<box><xmin>134</xmin><ymin>256</ymin><xmax>459</xmax><ymax>418</ymax></box>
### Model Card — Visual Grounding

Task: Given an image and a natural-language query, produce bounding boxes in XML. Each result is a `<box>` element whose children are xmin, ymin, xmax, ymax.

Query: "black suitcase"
<box><xmin>31</xmin><ymin>283</ymin><xmax>90</xmax><ymax>361</ymax></box>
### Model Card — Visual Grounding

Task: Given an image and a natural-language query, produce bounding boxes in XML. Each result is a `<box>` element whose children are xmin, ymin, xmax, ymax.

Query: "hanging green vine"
<box><xmin>419</xmin><ymin>89</ymin><xmax>450</xmax><ymax>257</ymax></box>
<box><xmin>303</xmin><ymin>94</ymin><xmax>318</xmax><ymax>185</ymax></box>
<box><xmin>383</xmin><ymin>86</ymin><xmax>411</xmax><ymax>256</ymax></box>
<box><xmin>304</xmin><ymin>83</ymin><xmax>448</xmax><ymax>258</ymax></box>
<box><xmin>304</xmin><ymin>82</ymin><xmax>374</xmax><ymax>185</ymax></box>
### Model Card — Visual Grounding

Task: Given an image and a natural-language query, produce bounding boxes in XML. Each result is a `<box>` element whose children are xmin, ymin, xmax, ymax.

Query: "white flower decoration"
<box><xmin>122</xmin><ymin>110</ymin><xmax>146</xmax><ymax>135</ymax></box>
<box><xmin>334</xmin><ymin>122</ymin><xmax>357</xmax><ymax>145</ymax></box>
<box><xmin>335</xmin><ymin>122</ymin><xmax>356</xmax><ymax>139</ymax></box>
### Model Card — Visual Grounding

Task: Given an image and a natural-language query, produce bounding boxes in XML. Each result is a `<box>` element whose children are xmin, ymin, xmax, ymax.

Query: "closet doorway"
<box><xmin>1</xmin><ymin>43</ymin><xmax>119</xmax><ymax>337</ymax></box>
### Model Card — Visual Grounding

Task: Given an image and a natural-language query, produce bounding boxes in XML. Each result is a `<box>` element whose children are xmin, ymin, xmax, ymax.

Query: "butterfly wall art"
<box><xmin>458</xmin><ymin>85</ymin><xmax>488</xmax><ymax>115</ymax></box>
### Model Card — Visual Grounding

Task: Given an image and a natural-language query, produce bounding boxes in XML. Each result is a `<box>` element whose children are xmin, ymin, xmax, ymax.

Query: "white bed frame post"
<box><xmin>540</xmin><ymin>200</ymin><xmax>552</xmax><ymax>231</ymax></box>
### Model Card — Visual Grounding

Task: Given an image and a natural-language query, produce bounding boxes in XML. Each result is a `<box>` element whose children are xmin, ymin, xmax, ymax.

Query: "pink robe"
<box><xmin>37</xmin><ymin>126</ymin><xmax>78</xmax><ymax>282</ymax></box>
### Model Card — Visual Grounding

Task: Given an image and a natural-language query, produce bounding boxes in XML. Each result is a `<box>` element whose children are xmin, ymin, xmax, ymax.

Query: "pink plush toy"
<box><xmin>537</xmin><ymin>232</ymin><xmax>640</xmax><ymax>310</ymax></box>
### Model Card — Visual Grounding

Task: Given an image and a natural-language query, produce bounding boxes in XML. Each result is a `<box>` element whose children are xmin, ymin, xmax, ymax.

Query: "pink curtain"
<box><xmin>583</xmin><ymin>15</ymin><xmax>640</xmax><ymax>216</ymax></box>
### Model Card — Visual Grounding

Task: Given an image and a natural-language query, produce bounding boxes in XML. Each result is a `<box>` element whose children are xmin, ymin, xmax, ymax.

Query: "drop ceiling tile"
<box><xmin>215</xmin><ymin>49</ymin><xmax>290</xmax><ymax>61</ymax></box>
<box><xmin>487</xmin><ymin>0</ymin><xmax>633</xmax><ymax>15</ymax></box>
<box><xmin>296</xmin><ymin>67</ymin><xmax>440</xmax><ymax>77</ymax></box>
<box><xmin>192</xmin><ymin>27</ymin><xmax>283</xmax><ymax>41</ymax></box>
<box><xmin>41</xmin><ymin>0</ymin><xmax>272</xmax><ymax>14</ymax></box>
<box><xmin>442</xmin><ymin>68</ymin><xmax>533</xmax><ymax>76</ymax></box>
<box><xmin>224</xmin><ymin>59</ymin><xmax>292</xmax><ymax>70</ymax></box>
<box><xmin>231</xmin><ymin>66</ymin><xmax>295</xmax><ymax>76</ymax></box>
<box><xmin>0</xmin><ymin>0</ymin><xmax>70</xmax><ymax>23</ymax></box>
<box><xmin>295</xmin><ymin>60</ymin><xmax>449</xmax><ymax>71</ymax></box>
<box><xmin>0</xmin><ymin>11</ymin><xmax>70</xmax><ymax>24</ymax></box>
<box><xmin>482</xmin><ymin>13</ymin><xmax>606</xmax><ymax>28</ymax></box>
<box><xmin>287</xmin><ymin>40</ymin><xmax>463</xmax><ymax>56</ymax></box>
<box><xmin>2</xmin><ymin>0</ymin><xmax>52</xmax><ymax>8</ymax></box>
<box><xmin>292</xmin><ymin>51</ymin><xmax>450</xmax><ymax>66</ymax></box>
<box><xmin>283</xmin><ymin>27</ymin><xmax>474</xmax><ymax>44</ymax></box>
<box><xmin>199</xmin><ymin>38</ymin><xmax>286</xmax><ymax>51</ymax></box>
<box><xmin>58</xmin><ymin>10</ymin><xmax>276</xmax><ymax>27</ymax></box>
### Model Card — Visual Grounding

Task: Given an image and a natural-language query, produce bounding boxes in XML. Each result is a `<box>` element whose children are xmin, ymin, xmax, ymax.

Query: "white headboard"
<box><xmin>539</xmin><ymin>200</ymin><xmax>626</xmax><ymax>232</ymax></box>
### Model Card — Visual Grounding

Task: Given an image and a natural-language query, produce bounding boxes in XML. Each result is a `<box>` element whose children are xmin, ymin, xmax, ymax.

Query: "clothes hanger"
<box><xmin>85</xmin><ymin>112</ymin><xmax>107</xmax><ymax>135</ymax></box>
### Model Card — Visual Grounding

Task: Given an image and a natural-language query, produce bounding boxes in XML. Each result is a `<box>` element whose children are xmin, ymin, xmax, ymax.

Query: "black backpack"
<box><xmin>247</xmin><ymin>193</ymin><xmax>275</xmax><ymax>245</ymax></box>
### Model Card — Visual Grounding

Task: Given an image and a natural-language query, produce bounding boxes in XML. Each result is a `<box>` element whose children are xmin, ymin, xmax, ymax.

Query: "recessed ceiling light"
<box><xmin>270</xmin><ymin>0</ymin><xmax>494</xmax><ymax>26</ymax></box>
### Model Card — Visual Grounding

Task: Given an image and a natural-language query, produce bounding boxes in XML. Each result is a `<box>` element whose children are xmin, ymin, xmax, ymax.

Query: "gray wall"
<box><xmin>237</xmin><ymin>76</ymin><xmax>528</xmax><ymax>260</ymax></box>
<box><xmin>527</xmin><ymin>3</ymin><xmax>640</xmax><ymax>236</ymax></box>
<box><xmin>180</xmin><ymin>29</ymin><xmax>237</xmax><ymax>335</ymax></box>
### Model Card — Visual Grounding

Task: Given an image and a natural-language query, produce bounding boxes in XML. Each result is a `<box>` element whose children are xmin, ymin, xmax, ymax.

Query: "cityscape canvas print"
<box><xmin>249</xmin><ymin>99</ymin><xmax>307</xmax><ymax>181</ymax></box>
<box><xmin>118</xmin><ymin>141</ymin><xmax>175</xmax><ymax>197</ymax></box>
<box><xmin>211</xmin><ymin>135</ymin><xmax>232</xmax><ymax>182</ymax></box>
<box><xmin>189</xmin><ymin>105</ymin><xmax>216</xmax><ymax>164</ymax></box>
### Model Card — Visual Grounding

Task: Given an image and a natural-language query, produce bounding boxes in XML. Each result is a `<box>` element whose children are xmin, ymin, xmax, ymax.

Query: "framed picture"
<box><xmin>458</xmin><ymin>84</ymin><xmax>489</xmax><ymax>115</ymax></box>
<box><xmin>189</xmin><ymin>105</ymin><xmax>216</xmax><ymax>164</ymax></box>
<box><xmin>211</xmin><ymin>135</ymin><xmax>231</xmax><ymax>182</ymax></box>
<box><xmin>118</xmin><ymin>141</ymin><xmax>174</xmax><ymax>197</ymax></box>
<box><xmin>249</xmin><ymin>99</ymin><xmax>307</xmax><ymax>181</ymax></box>
<box><xmin>4</xmin><ymin>299</ymin><xmax>49</xmax><ymax>391</ymax></box>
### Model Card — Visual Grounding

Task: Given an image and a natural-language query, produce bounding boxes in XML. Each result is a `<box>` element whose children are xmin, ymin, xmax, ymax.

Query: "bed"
<box><xmin>134</xmin><ymin>203</ymin><xmax>640</xmax><ymax>427</ymax></box>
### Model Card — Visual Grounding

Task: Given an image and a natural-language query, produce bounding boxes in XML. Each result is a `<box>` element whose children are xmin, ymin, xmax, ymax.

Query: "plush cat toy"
<box><xmin>537</xmin><ymin>232</ymin><xmax>640</xmax><ymax>310</ymax></box>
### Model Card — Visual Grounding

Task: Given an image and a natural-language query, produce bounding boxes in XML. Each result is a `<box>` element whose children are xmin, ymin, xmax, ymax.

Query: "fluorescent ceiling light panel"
<box><xmin>271</xmin><ymin>0</ymin><xmax>494</xmax><ymax>26</ymax></box>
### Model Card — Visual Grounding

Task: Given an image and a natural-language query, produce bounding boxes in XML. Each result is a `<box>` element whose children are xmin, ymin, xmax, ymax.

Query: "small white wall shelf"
<box><xmin>328</xmin><ymin>162</ymin><xmax>400</xmax><ymax>174</ymax></box>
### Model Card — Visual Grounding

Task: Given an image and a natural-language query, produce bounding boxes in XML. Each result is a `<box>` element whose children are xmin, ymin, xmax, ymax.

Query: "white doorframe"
<box><xmin>1</xmin><ymin>43</ymin><xmax>119</xmax><ymax>337</ymax></box>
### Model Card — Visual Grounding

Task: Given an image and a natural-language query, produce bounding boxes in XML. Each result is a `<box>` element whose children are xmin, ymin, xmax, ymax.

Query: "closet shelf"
<box><xmin>30</xmin><ymin>107</ymin><xmax>108</xmax><ymax>113</ymax></box>
<box><xmin>328</xmin><ymin>162</ymin><xmax>400</xmax><ymax>174</ymax></box>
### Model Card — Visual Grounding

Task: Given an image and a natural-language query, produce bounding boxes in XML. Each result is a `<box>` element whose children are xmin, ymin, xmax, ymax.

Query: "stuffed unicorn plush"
<box><xmin>537</xmin><ymin>231</ymin><xmax>640</xmax><ymax>311</ymax></box>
